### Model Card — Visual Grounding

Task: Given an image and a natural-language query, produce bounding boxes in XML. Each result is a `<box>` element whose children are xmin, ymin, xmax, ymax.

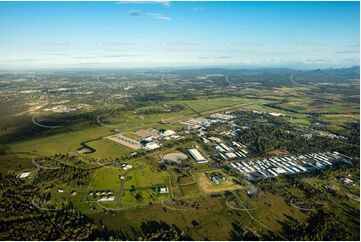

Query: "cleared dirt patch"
<box><xmin>106</xmin><ymin>133</ymin><xmax>141</xmax><ymax>149</ymax></box>
<box><xmin>135</xmin><ymin>128</ymin><xmax>159</xmax><ymax>138</ymax></box>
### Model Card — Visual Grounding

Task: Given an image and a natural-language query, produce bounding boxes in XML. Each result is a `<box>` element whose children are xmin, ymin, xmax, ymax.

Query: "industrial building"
<box><xmin>188</xmin><ymin>148</ymin><xmax>208</xmax><ymax>163</ymax></box>
<box><xmin>230</xmin><ymin>151</ymin><xmax>352</xmax><ymax>182</ymax></box>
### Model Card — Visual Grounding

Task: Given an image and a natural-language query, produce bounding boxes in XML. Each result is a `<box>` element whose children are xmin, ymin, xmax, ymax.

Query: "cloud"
<box><xmin>128</xmin><ymin>11</ymin><xmax>171</xmax><ymax>21</ymax></box>
<box><xmin>72</xmin><ymin>54</ymin><xmax>140</xmax><ymax>59</ymax></box>
<box><xmin>146</xmin><ymin>13</ymin><xmax>171</xmax><ymax>21</ymax></box>
<box><xmin>162</xmin><ymin>42</ymin><xmax>199</xmax><ymax>52</ymax></box>
<box><xmin>303</xmin><ymin>58</ymin><xmax>328</xmax><ymax>63</ymax></box>
<box><xmin>197</xmin><ymin>55</ymin><xmax>232</xmax><ymax>60</ymax></box>
<box><xmin>334</xmin><ymin>50</ymin><xmax>360</xmax><ymax>54</ymax></box>
<box><xmin>116</xmin><ymin>1</ymin><xmax>171</xmax><ymax>7</ymax></box>
<box><xmin>289</xmin><ymin>41</ymin><xmax>328</xmax><ymax>53</ymax></box>
<box><xmin>32</xmin><ymin>41</ymin><xmax>70</xmax><ymax>52</ymax></box>
<box><xmin>129</xmin><ymin>11</ymin><xmax>143</xmax><ymax>17</ymax></box>
<box><xmin>0</xmin><ymin>56</ymin><xmax>47</xmax><ymax>63</ymax></box>
<box><xmin>192</xmin><ymin>7</ymin><xmax>205</xmax><ymax>11</ymax></box>
<box><xmin>96</xmin><ymin>40</ymin><xmax>134</xmax><ymax>52</ymax></box>
<box><xmin>345</xmin><ymin>44</ymin><xmax>359</xmax><ymax>48</ymax></box>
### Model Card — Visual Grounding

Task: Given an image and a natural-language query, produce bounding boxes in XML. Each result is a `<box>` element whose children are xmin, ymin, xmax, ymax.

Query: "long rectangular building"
<box><xmin>188</xmin><ymin>148</ymin><xmax>208</xmax><ymax>163</ymax></box>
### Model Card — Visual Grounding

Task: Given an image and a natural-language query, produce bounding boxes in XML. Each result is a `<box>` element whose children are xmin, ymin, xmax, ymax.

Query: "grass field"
<box><xmin>86</xmin><ymin>138</ymin><xmax>133</xmax><ymax>159</ymax></box>
<box><xmin>319</xmin><ymin>114</ymin><xmax>360</xmax><ymax>126</ymax></box>
<box><xmin>277</xmin><ymin>99</ymin><xmax>359</xmax><ymax>114</ymax></box>
<box><xmin>90</xmin><ymin>167</ymin><xmax>125</xmax><ymax>190</ymax></box>
<box><xmin>9</xmin><ymin>125</ymin><xmax>112</xmax><ymax>156</ymax></box>
<box><xmin>179</xmin><ymin>183</ymin><xmax>202</xmax><ymax>197</ymax></box>
<box><xmin>194</xmin><ymin>171</ymin><xmax>242</xmax><ymax>193</ymax></box>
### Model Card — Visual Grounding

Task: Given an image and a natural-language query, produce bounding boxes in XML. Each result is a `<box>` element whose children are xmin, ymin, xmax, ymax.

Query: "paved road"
<box><xmin>290</xmin><ymin>74</ymin><xmax>307</xmax><ymax>87</ymax></box>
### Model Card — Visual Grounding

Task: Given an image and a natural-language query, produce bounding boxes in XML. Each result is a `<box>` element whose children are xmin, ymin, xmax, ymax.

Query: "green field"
<box><xmin>86</xmin><ymin>139</ymin><xmax>133</xmax><ymax>159</ymax></box>
<box><xmin>90</xmin><ymin>167</ymin><xmax>125</xmax><ymax>190</ymax></box>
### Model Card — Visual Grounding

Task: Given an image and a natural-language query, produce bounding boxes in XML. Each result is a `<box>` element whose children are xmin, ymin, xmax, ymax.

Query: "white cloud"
<box><xmin>146</xmin><ymin>13</ymin><xmax>171</xmax><ymax>21</ymax></box>
<box><xmin>116</xmin><ymin>1</ymin><xmax>171</xmax><ymax>7</ymax></box>
<box><xmin>129</xmin><ymin>11</ymin><xmax>171</xmax><ymax>21</ymax></box>
<box><xmin>192</xmin><ymin>7</ymin><xmax>205</xmax><ymax>11</ymax></box>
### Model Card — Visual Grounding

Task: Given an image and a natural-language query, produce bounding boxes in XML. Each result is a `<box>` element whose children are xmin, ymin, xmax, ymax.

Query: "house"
<box><xmin>158</xmin><ymin>186</ymin><xmax>169</xmax><ymax>194</ymax></box>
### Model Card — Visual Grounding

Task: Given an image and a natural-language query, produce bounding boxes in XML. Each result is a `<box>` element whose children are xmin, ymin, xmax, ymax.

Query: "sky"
<box><xmin>0</xmin><ymin>1</ymin><xmax>359</xmax><ymax>70</ymax></box>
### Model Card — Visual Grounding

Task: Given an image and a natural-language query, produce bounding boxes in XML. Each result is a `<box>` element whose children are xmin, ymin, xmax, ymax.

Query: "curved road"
<box><xmin>290</xmin><ymin>74</ymin><xmax>307</xmax><ymax>87</ymax></box>
<box><xmin>225</xmin><ymin>74</ymin><xmax>239</xmax><ymax>86</ymax></box>
<box><xmin>32</xmin><ymin>115</ymin><xmax>63</xmax><ymax>129</ymax></box>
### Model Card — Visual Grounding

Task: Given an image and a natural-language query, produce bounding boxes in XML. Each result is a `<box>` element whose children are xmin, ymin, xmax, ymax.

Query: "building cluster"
<box><xmin>109</xmin><ymin>128</ymin><xmax>181</xmax><ymax>151</ymax></box>
<box><xmin>181</xmin><ymin>117</ymin><xmax>214</xmax><ymax>130</ymax></box>
<box><xmin>88</xmin><ymin>190</ymin><xmax>115</xmax><ymax>202</ymax></box>
<box><xmin>140</xmin><ymin>129</ymin><xmax>182</xmax><ymax>150</ymax></box>
<box><xmin>230</xmin><ymin>151</ymin><xmax>351</xmax><ymax>181</ymax></box>
<box><xmin>210</xmin><ymin>137</ymin><xmax>249</xmax><ymax>160</ymax></box>
<box><xmin>121</xmin><ymin>163</ymin><xmax>133</xmax><ymax>170</ymax></box>
<box><xmin>43</xmin><ymin>105</ymin><xmax>76</xmax><ymax>113</ymax></box>
<box><xmin>182</xmin><ymin>112</ymin><xmax>235</xmax><ymax>131</ymax></box>
<box><xmin>206</xmin><ymin>171</ymin><xmax>226</xmax><ymax>184</ymax></box>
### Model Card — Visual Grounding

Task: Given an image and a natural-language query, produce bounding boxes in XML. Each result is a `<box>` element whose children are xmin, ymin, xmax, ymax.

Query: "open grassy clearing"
<box><xmin>166</xmin><ymin>97</ymin><xmax>269</xmax><ymax>115</ymax></box>
<box><xmin>319</xmin><ymin>114</ymin><xmax>360</xmax><ymax>126</ymax></box>
<box><xmin>124</xmin><ymin>164</ymin><xmax>169</xmax><ymax>189</ymax></box>
<box><xmin>288</xmin><ymin>117</ymin><xmax>312</xmax><ymax>125</ymax></box>
<box><xmin>9</xmin><ymin>125</ymin><xmax>113</xmax><ymax>157</ymax></box>
<box><xmin>85</xmin><ymin>138</ymin><xmax>133</xmax><ymax>159</ymax></box>
<box><xmin>90</xmin><ymin>167</ymin><xmax>125</xmax><ymax>190</ymax></box>
<box><xmin>278</xmin><ymin>99</ymin><xmax>359</xmax><ymax>114</ymax></box>
<box><xmin>240</xmin><ymin>103</ymin><xmax>307</xmax><ymax>118</ymax></box>
<box><xmin>273</xmin><ymin>87</ymin><xmax>313</xmax><ymax>97</ymax></box>
<box><xmin>179</xmin><ymin>183</ymin><xmax>202</xmax><ymax>197</ymax></box>
<box><xmin>194</xmin><ymin>170</ymin><xmax>242</xmax><ymax>193</ymax></box>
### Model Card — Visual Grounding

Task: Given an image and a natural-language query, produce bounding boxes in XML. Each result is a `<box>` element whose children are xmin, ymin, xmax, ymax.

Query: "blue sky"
<box><xmin>0</xmin><ymin>1</ymin><xmax>359</xmax><ymax>69</ymax></box>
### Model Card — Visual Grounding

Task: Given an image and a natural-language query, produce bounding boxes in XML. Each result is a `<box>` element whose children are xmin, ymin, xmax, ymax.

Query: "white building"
<box><xmin>225</xmin><ymin>152</ymin><xmax>237</xmax><ymax>159</ymax></box>
<box><xmin>188</xmin><ymin>148</ymin><xmax>208</xmax><ymax>163</ymax></box>
<box><xmin>159</xmin><ymin>186</ymin><xmax>169</xmax><ymax>194</ymax></box>
<box><xmin>160</xmin><ymin>130</ymin><xmax>176</xmax><ymax>137</ymax></box>
<box><xmin>19</xmin><ymin>172</ymin><xmax>30</xmax><ymax>179</ymax></box>
<box><xmin>144</xmin><ymin>142</ymin><xmax>160</xmax><ymax>150</ymax></box>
